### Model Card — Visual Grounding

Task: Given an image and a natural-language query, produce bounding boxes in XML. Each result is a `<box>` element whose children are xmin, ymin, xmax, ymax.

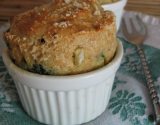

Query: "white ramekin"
<box><xmin>102</xmin><ymin>0</ymin><xmax>127</xmax><ymax>30</ymax></box>
<box><xmin>2</xmin><ymin>39</ymin><xmax>123</xmax><ymax>125</ymax></box>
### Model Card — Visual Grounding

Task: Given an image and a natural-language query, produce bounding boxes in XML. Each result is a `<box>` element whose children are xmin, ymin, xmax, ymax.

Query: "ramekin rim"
<box><xmin>2</xmin><ymin>39</ymin><xmax>123</xmax><ymax>91</ymax></box>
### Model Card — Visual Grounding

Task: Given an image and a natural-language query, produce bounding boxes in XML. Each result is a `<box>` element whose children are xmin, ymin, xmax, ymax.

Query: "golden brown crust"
<box><xmin>4</xmin><ymin>0</ymin><xmax>117</xmax><ymax>75</ymax></box>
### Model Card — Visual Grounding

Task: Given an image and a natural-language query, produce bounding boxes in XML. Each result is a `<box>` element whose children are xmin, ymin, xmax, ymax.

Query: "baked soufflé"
<box><xmin>3</xmin><ymin>0</ymin><xmax>117</xmax><ymax>75</ymax></box>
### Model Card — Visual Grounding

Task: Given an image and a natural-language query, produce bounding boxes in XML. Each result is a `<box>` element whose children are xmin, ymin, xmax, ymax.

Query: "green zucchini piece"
<box><xmin>20</xmin><ymin>59</ymin><xmax>29</xmax><ymax>71</ymax></box>
<box><xmin>31</xmin><ymin>63</ymin><xmax>54</xmax><ymax>75</ymax></box>
<box><xmin>97</xmin><ymin>54</ymin><xmax>105</xmax><ymax>67</ymax></box>
<box><xmin>20</xmin><ymin>60</ymin><xmax>54</xmax><ymax>75</ymax></box>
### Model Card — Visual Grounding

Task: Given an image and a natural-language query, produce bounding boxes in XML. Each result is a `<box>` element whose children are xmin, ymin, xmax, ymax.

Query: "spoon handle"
<box><xmin>137</xmin><ymin>44</ymin><xmax>160</xmax><ymax>124</ymax></box>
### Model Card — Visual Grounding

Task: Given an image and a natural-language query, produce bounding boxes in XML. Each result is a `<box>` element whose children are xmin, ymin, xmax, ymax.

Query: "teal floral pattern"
<box><xmin>0</xmin><ymin>56</ymin><xmax>18</xmax><ymax>113</ymax></box>
<box><xmin>143</xmin><ymin>115</ymin><xmax>154</xmax><ymax>125</ymax></box>
<box><xmin>118</xmin><ymin>38</ymin><xmax>146</xmax><ymax>85</ymax></box>
<box><xmin>108</xmin><ymin>90</ymin><xmax>146</xmax><ymax>121</ymax></box>
<box><xmin>118</xmin><ymin>37</ymin><xmax>160</xmax><ymax>86</ymax></box>
<box><xmin>112</xmin><ymin>76</ymin><xmax>127</xmax><ymax>91</ymax></box>
<box><xmin>106</xmin><ymin>38</ymin><xmax>158</xmax><ymax>125</ymax></box>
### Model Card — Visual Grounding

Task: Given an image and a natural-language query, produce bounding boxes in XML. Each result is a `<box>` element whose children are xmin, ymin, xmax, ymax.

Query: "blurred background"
<box><xmin>0</xmin><ymin>0</ymin><xmax>160</xmax><ymax>25</ymax></box>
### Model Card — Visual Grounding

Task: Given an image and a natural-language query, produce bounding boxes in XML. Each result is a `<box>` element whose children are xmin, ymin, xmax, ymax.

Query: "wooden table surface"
<box><xmin>0</xmin><ymin>0</ymin><xmax>160</xmax><ymax>25</ymax></box>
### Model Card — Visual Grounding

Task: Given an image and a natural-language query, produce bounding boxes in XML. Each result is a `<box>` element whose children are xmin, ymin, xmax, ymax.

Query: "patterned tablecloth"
<box><xmin>0</xmin><ymin>11</ymin><xmax>160</xmax><ymax>125</ymax></box>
